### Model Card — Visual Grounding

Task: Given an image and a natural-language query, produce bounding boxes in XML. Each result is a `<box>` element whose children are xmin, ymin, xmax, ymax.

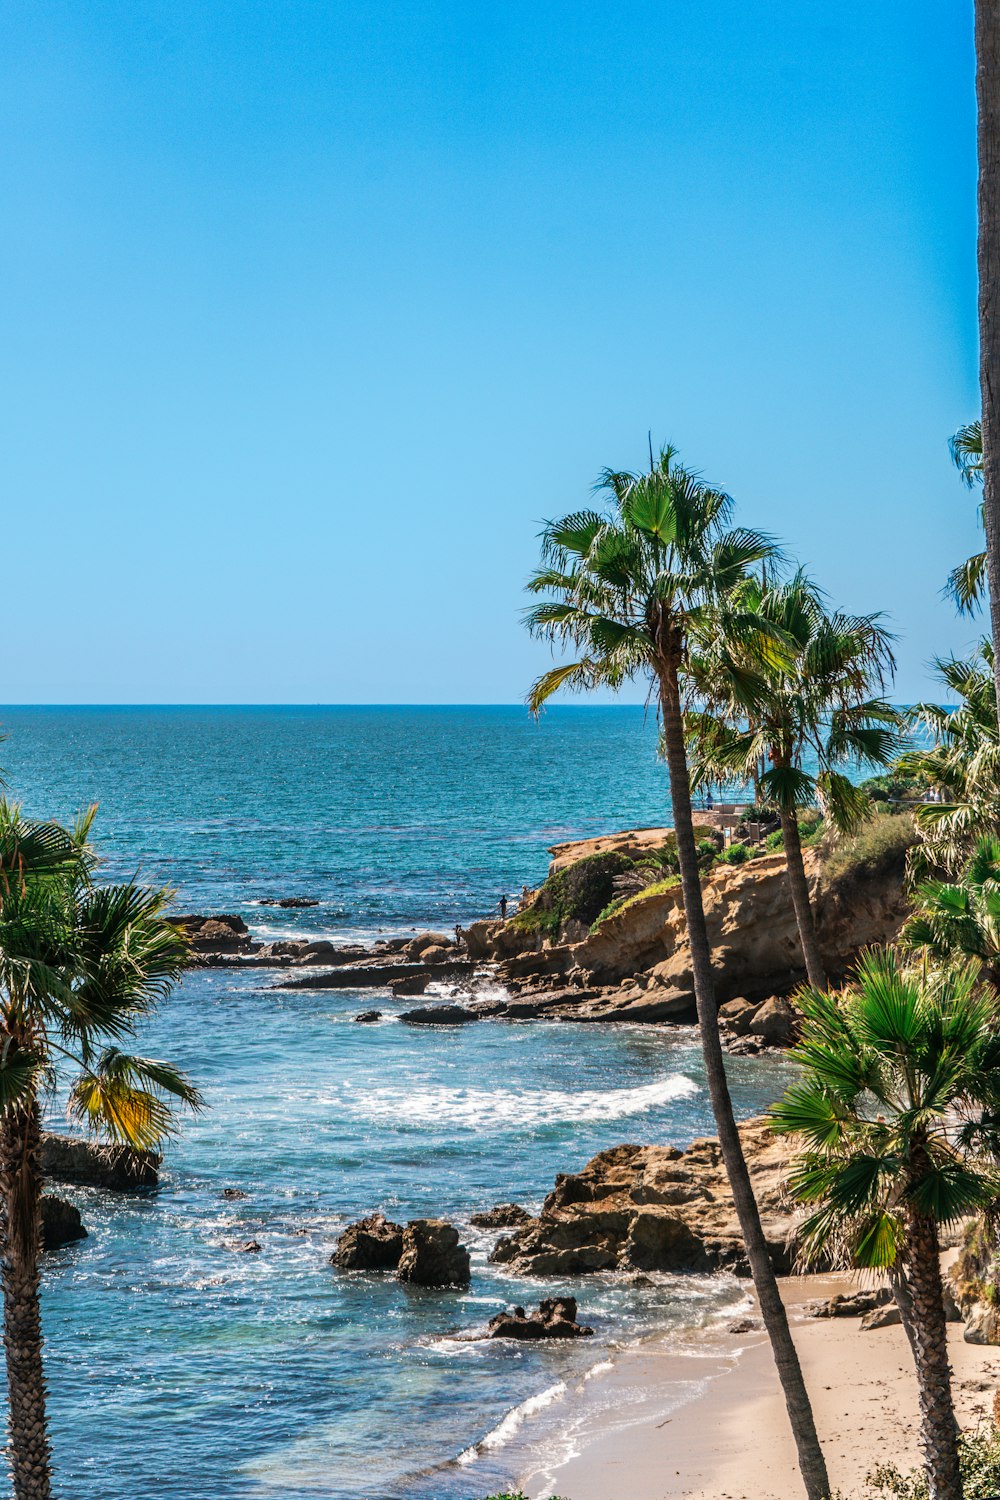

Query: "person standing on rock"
<box><xmin>498</xmin><ymin>894</ymin><xmax>508</xmax><ymax>919</ymax></box>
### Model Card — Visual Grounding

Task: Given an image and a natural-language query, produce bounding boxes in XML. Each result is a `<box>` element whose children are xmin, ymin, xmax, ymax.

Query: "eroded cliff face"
<box><xmin>468</xmin><ymin>842</ymin><xmax>909</xmax><ymax>1020</ymax></box>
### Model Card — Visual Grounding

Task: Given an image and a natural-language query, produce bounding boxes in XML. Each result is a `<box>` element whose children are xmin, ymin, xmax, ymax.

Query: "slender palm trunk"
<box><xmin>778</xmin><ymin>808</ymin><xmax>826</xmax><ymax>989</ymax></box>
<box><xmin>905</xmin><ymin>1206</ymin><xmax>962</xmax><ymax>1500</ymax></box>
<box><xmin>0</xmin><ymin>1095</ymin><xmax>52</xmax><ymax>1500</ymax></box>
<box><xmin>658</xmin><ymin>659</ymin><xmax>830</xmax><ymax>1500</ymax></box>
<box><xmin>976</xmin><ymin>0</ymin><xmax>1000</xmax><ymax>724</ymax></box>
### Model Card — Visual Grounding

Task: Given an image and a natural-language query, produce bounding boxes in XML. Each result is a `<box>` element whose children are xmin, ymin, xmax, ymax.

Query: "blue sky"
<box><xmin>0</xmin><ymin>1</ymin><xmax>982</xmax><ymax>703</ymax></box>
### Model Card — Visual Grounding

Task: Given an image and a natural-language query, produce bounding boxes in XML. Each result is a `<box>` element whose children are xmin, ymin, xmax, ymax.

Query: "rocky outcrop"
<box><xmin>486</xmin><ymin>1296</ymin><xmax>593</xmax><ymax>1340</ymax></box>
<box><xmin>331</xmin><ymin>1213</ymin><xmax>405</xmax><ymax>1271</ymax></box>
<box><xmin>470</xmin><ymin>1204</ymin><xmax>532</xmax><ymax>1229</ymax></box>
<box><xmin>279</xmin><ymin>960</ymin><xmax>474</xmax><ymax>991</ymax></box>
<box><xmin>805</xmin><ymin>1288</ymin><xmax>891</xmax><ymax>1319</ymax></box>
<box><xmin>42</xmin><ymin>1134</ymin><xmax>159</xmax><ymax>1191</ymax></box>
<box><xmin>397</xmin><ymin>1220</ymin><xmax>471</xmax><ymax>1286</ymax></box>
<box><xmin>473</xmin><ymin>841</ymin><xmax>908</xmax><ymax>1023</ymax></box>
<box><xmin>400</xmin><ymin>1005</ymin><xmax>479</xmax><ymax>1026</ymax></box>
<box><xmin>41</xmin><ymin>1196</ymin><xmax>87</xmax><ymax>1251</ymax></box>
<box><xmin>174</xmin><ymin>914</ymin><xmax>252</xmax><ymax>953</ymax></box>
<box><xmin>353</xmin><ymin>1010</ymin><xmax>383</xmax><ymax>1023</ymax></box>
<box><xmin>490</xmin><ymin>1120</ymin><xmax>797</xmax><ymax>1278</ymax></box>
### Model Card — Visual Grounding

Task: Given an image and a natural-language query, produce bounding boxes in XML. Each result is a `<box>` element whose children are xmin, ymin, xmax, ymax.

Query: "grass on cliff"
<box><xmin>589</xmin><ymin>874</ymin><xmax>681</xmax><ymax>934</ymax></box>
<box><xmin>511</xmin><ymin>843</ymin><xmax>688</xmax><ymax>938</ymax></box>
<box><xmin>820</xmin><ymin>812</ymin><xmax>916</xmax><ymax>889</ymax></box>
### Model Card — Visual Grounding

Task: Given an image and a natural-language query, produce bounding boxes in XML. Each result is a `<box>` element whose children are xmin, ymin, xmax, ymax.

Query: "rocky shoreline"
<box><xmin>176</xmin><ymin>824</ymin><xmax>908</xmax><ymax>1053</ymax></box>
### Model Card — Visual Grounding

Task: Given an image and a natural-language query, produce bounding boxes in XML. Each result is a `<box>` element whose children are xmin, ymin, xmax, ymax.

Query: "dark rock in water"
<box><xmin>397</xmin><ymin>1220</ymin><xmax>470</xmax><ymax>1286</ymax></box>
<box><xmin>258</xmin><ymin>897</ymin><xmax>319</xmax><ymax>908</ymax></box>
<box><xmin>221</xmin><ymin>1187</ymin><xmax>247</xmax><ymax>1200</ymax></box>
<box><xmin>400</xmin><ymin>1005</ymin><xmax>478</xmax><ymax>1026</ymax></box>
<box><xmin>174</xmin><ymin>914</ymin><xmax>251</xmax><ymax>954</ymax></box>
<box><xmin>390</xmin><ymin>973</ymin><xmax>430</xmax><ymax>997</ymax></box>
<box><xmin>470</xmin><ymin>1203</ymin><xmax>532</xmax><ymax>1229</ymax></box>
<box><xmin>237</xmin><ymin>1240</ymin><xmax>262</xmax><ymax>1253</ymax></box>
<box><xmin>354</xmin><ymin>1010</ymin><xmax>383</xmax><ymax>1023</ymax></box>
<box><xmin>280</xmin><ymin>962</ymin><xmax>474</xmax><ymax>991</ymax></box>
<box><xmin>332</xmin><ymin>1213</ymin><xmax>405</xmax><ymax>1271</ymax></box>
<box><xmin>486</xmin><ymin>1297</ymin><xmax>593</xmax><ymax>1340</ymax></box>
<box><xmin>42</xmin><ymin>1133</ymin><xmax>160</xmax><ymax>1192</ymax></box>
<box><xmin>41</xmin><ymin>1196</ymin><xmax>87</xmax><ymax>1251</ymax></box>
<box><xmin>727</xmin><ymin>1316</ymin><xmax>761</xmax><ymax>1334</ymax></box>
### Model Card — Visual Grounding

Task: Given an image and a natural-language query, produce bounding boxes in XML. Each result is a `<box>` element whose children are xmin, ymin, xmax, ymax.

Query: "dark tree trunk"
<box><xmin>778</xmin><ymin>808</ymin><xmax>826</xmax><ymax>990</ymax></box>
<box><xmin>0</xmin><ymin>1097</ymin><xmax>53</xmax><ymax>1500</ymax></box>
<box><xmin>905</xmin><ymin>1208</ymin><xmax>962</xmax><ymax>1500</ymax></box>
<box><xmin>976</xmin><ymin>0</ymin><xmax>1000</xmax><ymax>722</ymax></box>
<box><xmin>659</xmin><ymin>661</ymin><xmax>830</xmax><ymax>1500</ymax></box>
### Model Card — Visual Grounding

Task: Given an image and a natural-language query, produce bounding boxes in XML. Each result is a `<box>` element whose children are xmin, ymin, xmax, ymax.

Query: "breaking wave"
<box><xmin>348</xmin><ymin>1074</ymin><xmax>698</xmax><ymax>1129</ymax></box>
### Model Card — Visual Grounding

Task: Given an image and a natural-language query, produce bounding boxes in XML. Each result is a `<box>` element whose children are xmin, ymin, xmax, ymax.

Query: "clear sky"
<box><xmin>0</xmin><ymin>1</ymin><xmax>983</xmax><ymax>703</ymax></box>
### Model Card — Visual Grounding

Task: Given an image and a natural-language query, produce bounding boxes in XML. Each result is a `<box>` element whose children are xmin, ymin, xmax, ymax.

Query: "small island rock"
<box><xmin>400</xmin><ymin>1006</ymin><xmax>478</xmax><ymax>1026</ymax></box>
<box><xmin>486</xmin><ymin>1296</ymin><xmax>593</xmax><ymax>1340</ymax></box>
<box><xmin>41</xmin><ymin>1196</ymin><xmax>87</xmax><ymax>1252</ymax></box>
<box><xmin>397</xmin><ymin>1220</ymin><xmax>470</xmax><ymax>1286</ymax></box>
<box><xmin>470</xmin><ymin>1204</ymin><xmax>532</xmax><ymax>1229</ymax></box>
<box><xmin>332</xmin><ymin>1213</ymin><xmax>405</xmax><ymax>1271</ymax></box>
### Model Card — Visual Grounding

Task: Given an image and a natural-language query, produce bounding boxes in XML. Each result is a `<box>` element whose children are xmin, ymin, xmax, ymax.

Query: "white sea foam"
<box><xmin>348</xmin><ymin>1074</ymin><xmax>698</xmax><ymax>1129</ymax></box>
<box><xmin>456</xmin><ymin>1381</ymin><xmax>568</xmax><ymax>1465</ymax></box>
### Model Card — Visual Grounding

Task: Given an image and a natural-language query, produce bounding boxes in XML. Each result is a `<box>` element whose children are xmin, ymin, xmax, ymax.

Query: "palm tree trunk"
<box><xmin>658</xmin><ymin>661</ymin><xmax>831</xmax><ymax>1500</ymax></box>
<box><xmin>976</xmin><ymin>0</ymin><xmax>1000</xmax><ymax>725</ymax></box>
<box><xmin>904</xmin><ymin>1206</ymin><xmax>962</xmax><ymax>1500</ymax></box>
<box><xmin>778</xmin><ymin>808</ymin><xmax>826</xmax><ymax>989</ymax></box>
<box><xmin>0</xmin><ymin>1097</ymin><xmax>53</xmax><ymax>1500</ymax></box>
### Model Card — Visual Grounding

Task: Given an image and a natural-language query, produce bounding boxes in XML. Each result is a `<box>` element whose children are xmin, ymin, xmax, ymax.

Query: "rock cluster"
<box><xmin>486</xmin><ymin>1296</ymin><xmax>593</xmax><ymax>1340</ymax></box>
<box><xmin>718</xmin><ymin>995</ymin><xmax>799</xmax><ymax>1052</ymax></box>
<box><xmin>489</xmin><ymin>1120</ymin><xmax>797</xmax><ymax>1278</ymax></box>
<box><xmin>400</xmin><ymin>1005</ymin><xmax>478</xmax><ymax>1026</ymax></box>
<box><xmin>470</xmin><ymin>1203</ymin><xmax>531</xmax><ymax>1229</ymax></box>
<box><xmin>42</xmin><ymin>1133</ymin><xmax>159</xmax><ymax>1191</ymax></box>
<box><xmin>41</xmin><ymin>1196</ymin><xmax>87</xmax><ymax>1251</ymax></box>
<box><xmin>331</xmin><ymin>1214</ymin><xmax>470</xmax><ymax>1286</ymax></box>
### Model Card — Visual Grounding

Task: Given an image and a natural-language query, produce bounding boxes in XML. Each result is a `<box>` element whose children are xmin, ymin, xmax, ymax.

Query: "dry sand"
<box><xmin>517</xmin><ymin>1274</ymin><xmax>1000</xmax><ymax>1500</ymax></box>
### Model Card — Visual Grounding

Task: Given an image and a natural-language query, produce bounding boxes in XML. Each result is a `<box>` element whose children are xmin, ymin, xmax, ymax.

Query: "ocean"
<box><xmin>0</xmin><ymin>706</ymin><xmax>799</xmax><ymax>1499</ymax></box>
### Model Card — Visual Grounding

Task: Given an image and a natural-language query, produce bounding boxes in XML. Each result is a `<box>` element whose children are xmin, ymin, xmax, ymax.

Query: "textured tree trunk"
<box><xmin>778</xmin><ymin>808</ymin><xmax>826</xmax><ymax>990</ymax></box>
<box><xmin>659</xmin><ymin>661</ymin><xmax>830</xmax><ymax>1500</ymax></box>
<box><xmin>890</xmin><ymin>1266</ymin><xmax>922</xmax><ymax>1367</ymax></box>
<box><xmin>977</xmin><ymin>0</ymin><xmax>1000</xmax><ymax>722</ymax></box>
<box><xmin>0</xmin><ymin>1096</ymin><xmax>53</xmax><ymax>1500</ymax></box>
<box><xmin>904</xmin><ymin>1207</ymin><xmax>962</xmax><ymax>1500</ymax></box>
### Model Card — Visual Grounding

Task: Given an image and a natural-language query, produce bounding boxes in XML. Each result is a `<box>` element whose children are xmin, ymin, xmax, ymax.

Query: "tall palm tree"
<box><xmin>0</xmin><ymin>802</ymin><xmax>202</xmax><ymax>1500</ymax></box>
<box><xmin>687</xmin><ymin>570</ymin><xmax>904</xmax><ymax>988</ymax></box>
<box><xmin>772</xmin><ymin>949</ymin><xmax>1000</xmax><ymax>1500</ymax></box>
<box><xmin>900</xmin><ymin>642</ymin><xmax>1000</xmax><ymax>878</ymax></box>
<box><xmin>526</xmin><ymin>445</ymin><xmax>831</xmax><ymax>1500</ymax></box>
<box><xmin>976</xmin><ymin>1</ymin><xmax>1000</xmax><ymax>727</ymax></box>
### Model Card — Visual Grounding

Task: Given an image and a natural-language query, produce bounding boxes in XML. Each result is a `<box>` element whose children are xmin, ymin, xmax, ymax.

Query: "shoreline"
<box><xmin>511</xmin><ymin>1273</ymin><xmax>1000</xmax><ymax>1500</ymax></box>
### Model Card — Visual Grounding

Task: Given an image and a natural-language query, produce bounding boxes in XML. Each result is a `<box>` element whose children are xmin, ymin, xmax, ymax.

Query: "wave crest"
<box><xmin>349</xmin><ymin>1074</ymin><xmax>698</xmax><ymax>1129</ymax></box>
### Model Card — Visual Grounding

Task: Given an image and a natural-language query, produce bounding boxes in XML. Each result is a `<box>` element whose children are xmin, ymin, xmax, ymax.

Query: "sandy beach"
<box><xmin>518</xmin><ymin>1274</ymin><xmax>1000</xmax><ymax>1500</ymax></box>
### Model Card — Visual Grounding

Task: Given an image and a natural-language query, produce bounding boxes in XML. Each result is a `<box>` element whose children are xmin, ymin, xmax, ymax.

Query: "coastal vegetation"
<box><xmin>686</xmin><ymin>569</ymin><xmax>903</xmax><ymax>986</ymax></box>
<box><xmin>526</xmin><ymin>445</ymin><xmax>832</xmax><ymax>1500</ymax></box>
<box><xmin>0</xmin><ymin>804</ymin><xmax>200</xmax><ymax>1500</ymax></box>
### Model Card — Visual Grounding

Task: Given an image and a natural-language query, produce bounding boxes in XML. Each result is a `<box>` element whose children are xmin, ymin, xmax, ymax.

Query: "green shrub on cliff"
<box><xmin>589</xmin><ymin>874</ymin><xmax>681</xmax><ymax>933</ymax></box>
<box><xmin>510</xmin><ymin>850</ymin><xmax>637</xmax><ymax>936</ymax></box>
<box><xmin>820</xmin><ymin>811</ymin><xmax>916</xmax><ymax>888</ymax></box>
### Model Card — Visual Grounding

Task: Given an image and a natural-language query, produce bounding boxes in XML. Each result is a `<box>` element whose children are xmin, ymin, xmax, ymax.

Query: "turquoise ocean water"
<box><xmin>0</xmin><ymin>707</ymin><xmax>798</xmax><ymax>1499</ymax></box>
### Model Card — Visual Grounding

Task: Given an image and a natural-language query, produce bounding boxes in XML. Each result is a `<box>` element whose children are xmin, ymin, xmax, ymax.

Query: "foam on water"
<box><xmin>349</xmin><ymin>1073</ymin><xmax>699</xmax><ymax>1128</ymax></box>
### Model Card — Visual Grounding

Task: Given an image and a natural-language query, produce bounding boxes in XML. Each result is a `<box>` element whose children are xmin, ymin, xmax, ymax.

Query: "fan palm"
<box><xmin>772</xmin><ymin>949</ymin><xmax>1000</xmax><ymax>1500</ymax></box>
<box><xmin>526</xmin><ymin>444</ymin><xmax>830</xmax><ymax>1500</ymax></box>
<box><xmin>0</xmin><ymin>802</ymin><xmax>202</xmax><ymax>1500</ymax></box>
<box><xmin>899</xmin><ymin>642</ymin><xmax>1000</xmax><ymax>879</ymax></box>
<box><xmin>687</xmin><ymin>570</ymin><xmax>904</xmax><ymax>987</ymax></box>
<box><xmin>902</xmin><ymin>836</ymin><xmax>1000</xmax><ymax>984</ymax></box>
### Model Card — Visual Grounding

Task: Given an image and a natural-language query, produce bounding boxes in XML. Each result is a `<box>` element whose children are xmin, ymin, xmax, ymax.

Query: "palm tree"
<box><xmin>0</xmin><ymin>802</ymin><xmax>202</xmax><ymax>1500</ymax></box>
<box><xmin>526</xmin><ymin>445</ymin><xmax>831</xmax><ymax>1500</ymax></box>
<box><xmin>687</xmin><ymin>570</ymin><xmax>904</xmax><ymax>988</ymax></box>
<box><xmin>902</xmin><ymin>835</ymin><xmax>1000</xmax><ymax>984</ymax></box>
<box><xmin>772</xmin><ymin>949</ymin><xmax>1000</xmax><ymax>1500</ymax></box>
<box><xmin>976</xmin><ymin>1</ymin><xmax>1000</xmax><ymax>727</ymax></box>
<box><xmin>900</xmin><ymin>642</ymin><xmax>1000</xmax><ymax>879</ymax></box>
<box><xmin>946</xmin><ymin>420</ymin><xmax>987</xmax><ymax>616</ymax></box>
